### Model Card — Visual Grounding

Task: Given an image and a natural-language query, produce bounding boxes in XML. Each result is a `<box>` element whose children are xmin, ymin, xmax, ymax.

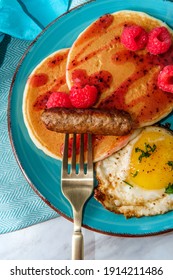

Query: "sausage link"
<box><xmin>41</xmin><ymin>107</ymin><xmax>133</xmax><ymax>135</ymax></box>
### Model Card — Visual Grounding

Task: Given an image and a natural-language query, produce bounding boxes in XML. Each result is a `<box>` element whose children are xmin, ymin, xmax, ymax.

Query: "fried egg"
<box><xmin>95</xmin><ymin>126</ymin><xmax>173</xmax><ymax>217</ymax></box>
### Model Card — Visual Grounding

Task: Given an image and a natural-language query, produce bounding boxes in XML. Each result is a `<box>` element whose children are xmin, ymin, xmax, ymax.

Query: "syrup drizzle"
<box><xmin>29</xmin><ymin>73</ymin><xmax>48</xmax><ymax>87</ymax></box>
<box><xmin>99</xmin><ymin>47</ymin><xmax>173</xmax><ymax>124</ymax></box>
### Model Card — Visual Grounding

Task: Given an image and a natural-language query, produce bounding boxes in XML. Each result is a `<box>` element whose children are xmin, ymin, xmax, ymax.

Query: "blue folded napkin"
<box><xmin>0</xmin><ymin>0</ymin><xmax>89</xmax><ymax>234</ymax></box>
<box><xmin>0</xmin><ymin>0</ymin><xmax>72</xmax><ymax>42</ymax></box>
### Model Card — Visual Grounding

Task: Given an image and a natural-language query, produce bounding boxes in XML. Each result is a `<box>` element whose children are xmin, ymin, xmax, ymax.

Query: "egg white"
<box><xmin>95</xmin><ymin>126</ymin><xmax>173</xmax><ymax>217</ymax></box>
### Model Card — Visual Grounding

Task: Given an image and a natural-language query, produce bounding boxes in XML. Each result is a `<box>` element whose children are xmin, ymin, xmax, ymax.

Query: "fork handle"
<box><xmin>72</xmin><ymin>231</ymin><xmax>84</xmax><ymax>260</ymax></box>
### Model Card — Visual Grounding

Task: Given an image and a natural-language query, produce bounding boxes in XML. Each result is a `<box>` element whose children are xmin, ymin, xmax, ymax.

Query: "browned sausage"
<box><xmin>41</xmin><ymin>107</ymin><xmax>133</xmax><ymax>135</ymax></box>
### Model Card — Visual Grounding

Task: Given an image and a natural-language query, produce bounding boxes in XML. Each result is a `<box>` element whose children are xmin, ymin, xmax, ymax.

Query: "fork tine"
<box><xmin>62</xmin><ymin>133</ymin><xmax>69</xmax><ymax>174</ymax></box>
<box><xmin>87</xmin><ymin>134</ymin><xmax>93</xmax><ymax>171</ymax></box>
<box><xmin>71</xmin><ymin>133</ymin><xmax>76</xmax><ymax>173</ymax></box>
<box><xmin>79</xmin><ymin>134</ymin><xmax>84</xmax><ymax>173</ymax></box>
<box><xmin>61</xmin><ymin>132</ymin><xmax>94</xmax><ymax>260</ymax></box>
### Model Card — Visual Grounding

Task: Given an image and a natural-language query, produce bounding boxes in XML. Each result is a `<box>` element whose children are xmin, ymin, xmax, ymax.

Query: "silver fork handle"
<box><xmin>72</xmin><ymin>231</ymin><xmax>84</xmax><ymax>260</ymax></box>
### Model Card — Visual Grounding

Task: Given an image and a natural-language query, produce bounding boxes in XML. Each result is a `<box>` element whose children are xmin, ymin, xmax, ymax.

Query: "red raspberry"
<box><xmin>147</xmin><ymin>27</ymin><xmax>172</xmax><ymax>55</ymax></box>
<box><xmin>69</xmin><ymin>84</ymin><xmax>98</xmax><ymax>108</ymax></box>
<box><xmin>121</xmin><ymin>25</ymin><xmax>148</xmax><ymax>51</ymax></box>
<box><xmin>46</xmin><ymin>92</ymin><xmax>72</xmax><ymax>108</ymax></box>
<box><xmin>157</xmin><ymin>65</ymin><xmax>173</xmax><ymax>93</ymax></box>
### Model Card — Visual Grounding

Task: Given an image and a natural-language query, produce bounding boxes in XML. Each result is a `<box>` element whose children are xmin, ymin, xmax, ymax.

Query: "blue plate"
<box><xmin>8</xmin><ymin>0</ymin><xmax>173</xmax><ymax>236</ymax></box>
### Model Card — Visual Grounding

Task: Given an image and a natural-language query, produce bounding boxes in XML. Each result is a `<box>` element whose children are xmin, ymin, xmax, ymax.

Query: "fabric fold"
<box><xmin>0</xmin><ymin>0</ymin><xmax>89</xmax><ymax>235</ymax></box>
<box><xmin>0</xmin><ymin>0</ymin><xmax>70</xmax><ymax>41</ymax></box>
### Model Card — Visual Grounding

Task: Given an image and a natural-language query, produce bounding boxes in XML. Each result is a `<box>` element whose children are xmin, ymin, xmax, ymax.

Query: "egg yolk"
<box><xmin>128</xmin><ymin>129</ymin><xmax>173</xmax><ymax>190</ymax></box>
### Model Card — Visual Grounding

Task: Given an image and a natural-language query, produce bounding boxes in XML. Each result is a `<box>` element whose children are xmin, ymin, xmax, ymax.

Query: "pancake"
<box><xmin>23</xmin><ymin>10</ymin><xmax>173</xmax><ymax>164</ymax></box>
<box><xmin>23</xmin><ymin>48</ymin><xmax>138</xmax><ymax>162</ymax></box>
<box><xmin>23</xmin><ymin>49</ymin><xmax>69</xmax><ymax>160</ymax></box>
<box><xmin>66</xmin><ymin>10</ymin><xmax>173</xmax><ymax>127</ymax></box>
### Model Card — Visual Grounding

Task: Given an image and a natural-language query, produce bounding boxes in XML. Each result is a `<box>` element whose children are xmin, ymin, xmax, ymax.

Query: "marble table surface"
<box><xmin>1</xmin><ymin>0</ymin><xmax>173</xmax><ymax>262</ymax></box>
<box><xmin>1</xmin><ymin>215</ymin><xmax>173</xmax><ymax>260</ymax></box>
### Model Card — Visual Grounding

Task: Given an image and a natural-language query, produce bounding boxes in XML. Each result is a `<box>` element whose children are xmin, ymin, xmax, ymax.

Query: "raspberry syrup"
<box><xmin>74</xmin><ymin>14</ymin><xmax>114</xmax><ymax>46</ymax></box>
<box><xmin>70</xmin><ymin>46</ymin><xmax>173</xmax><ymax>126</ymax></box>
<box><xmin>32</xmin><ymin>76</ymin><xmax>66</xmax><ymax>110</ymax></box>
<box><xmin>68</xmin><ymin>12</ymin><xmax>173</xmax><ymax>127</ymax></box>
<box><xmin>99</xmin><ymin>47</ymin><xmax>173</xmax><ymax>125</ymax></box>
<box><xmin>60</xmin><ymin>134</ymin><xmax>88</xmax><ymax>158</ymax></box>
<box><xmin>71</xmin><ymin>69</ymin><xmax>113</xmax><ymax>93</ymax></box>
<box><xmin>33</xmin><ymin>91</ymin><xmax>52</xmax><ymax>110</ymax></box>
<box><xmin>29</xmin><ymin>73</ymin><xmax>48</xmax><ymax>87</ymax></box>
<box><xmin>47</xmin><ymin>52</ymin><xmax>68</xmax><ymax>68</ymax></box>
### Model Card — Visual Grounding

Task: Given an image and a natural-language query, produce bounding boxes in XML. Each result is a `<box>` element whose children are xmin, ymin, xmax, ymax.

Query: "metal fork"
<box><xmin>61</xmin><ymin>133</ymin><xmax>94</xmax><ymax>260</ymax></box>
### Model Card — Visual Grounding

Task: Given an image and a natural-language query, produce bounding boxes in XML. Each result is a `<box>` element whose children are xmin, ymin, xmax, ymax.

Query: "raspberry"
<box><xmin>69</xmin><ymin>84</ymin><xmax>98</xmax><ymax>108</ymax></box>
<box><xmin>121</xmin><ymin>25</ymin><xmax>148</xmax><ymax>51</ymax></box>
<box><xmin>46</xmin><ymin>92</ymin><xmax>72</xmax><ymax>108</ymax></box>
<box><xmin>157</xmin><ymin>65</ymin><xmax>173</xmax><ymax>93</ymax></box>
<box><xmin>147</xmin><ymin>27</ymin><xmax>172</xmax><ymax>55</ymax></box>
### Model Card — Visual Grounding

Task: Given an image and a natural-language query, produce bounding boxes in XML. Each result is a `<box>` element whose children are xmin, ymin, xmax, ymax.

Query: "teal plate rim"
<box><xmin>7</xmin><ymin>0</ymin><xmax>173</xmax><ymax>237</ymax></box>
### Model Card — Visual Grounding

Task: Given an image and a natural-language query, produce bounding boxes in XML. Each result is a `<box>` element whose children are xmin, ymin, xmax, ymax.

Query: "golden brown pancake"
<box><xmin>23</xmin><ymin>48</ymin><xmax>139</xmax><ymax>162</ymax></box>
<box><xmin>23</xmin><ymin>49</ymin><xmax>69</xmax><ymax>160</ymax></box>
<box><xmin>23</xmin><ymin>11</ymin><xmax>173</xmax><ymax>164</ymax></box>
<box><xmin>66</xmin><ymin>10</ymin><xmax>173</xmax><ymax>127</ymax></box>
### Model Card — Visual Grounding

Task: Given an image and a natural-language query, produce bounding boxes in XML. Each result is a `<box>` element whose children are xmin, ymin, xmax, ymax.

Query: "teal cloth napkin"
<box><xmin>0</xmin><ymin>0</ymin><xmax>89</xmax><ymax>234</ymax></box>
<box><xmin>0</xmin><ymin>0</ymin><xmax>71</xmax><ymax>41</ymax></box>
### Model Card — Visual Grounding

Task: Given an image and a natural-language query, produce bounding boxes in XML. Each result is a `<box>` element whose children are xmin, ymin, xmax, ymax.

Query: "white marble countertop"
<box><xmin>1</xmin><ymin>0</ymin><xmax>173</xmax><ymax>262</ymax></box>
<box><xmin>0</xmin><ymin>215</ymin><xmax>173</xmax><ymax>260</ymax></box>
